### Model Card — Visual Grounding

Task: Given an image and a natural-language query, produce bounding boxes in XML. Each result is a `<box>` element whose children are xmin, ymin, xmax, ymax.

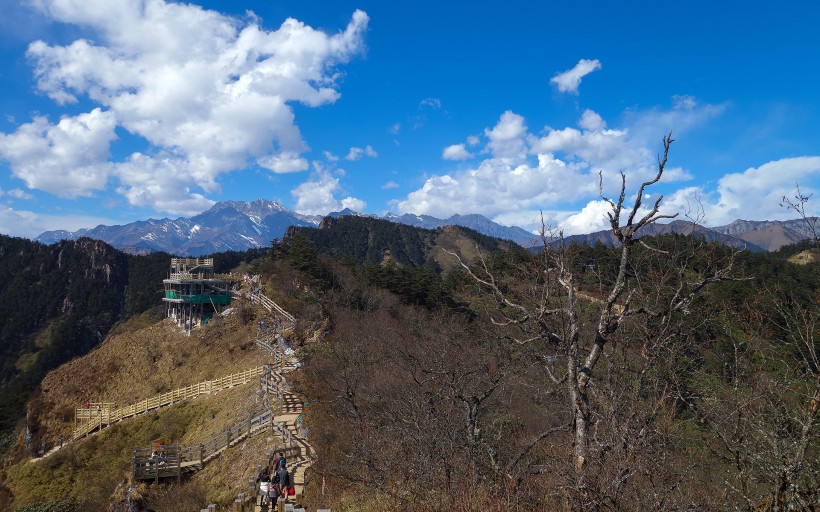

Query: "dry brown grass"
<box><xmin>787</xmin><ymin>248</ymin><xmax>820</xmax><ymax>264</ymax></box>
<box><xmin>3</xmin><ymin>300</ymin><xmax>294</xmax><ymax>510</ymax></box>
<box><xmin>27</xmin><ymin>309</ymin><xmax>270</xmax><ymax>449</ymax></box>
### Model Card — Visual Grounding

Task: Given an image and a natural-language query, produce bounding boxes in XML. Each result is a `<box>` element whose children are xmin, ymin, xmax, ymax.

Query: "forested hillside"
<box><xmin>284</xmin><ymin>215</ymin><xmax>513</xmax><ymax>268</ymax></box>
<box><xmin>270</xmin><ymin>225</ymin><xmax>819</xmax><ymax>510</ymax></box>
<box><xmin>0</xmin><ymin>236</ymin><xmax>175</xmax><ymax>452</ymax></box>
<box><xmin>1</xmin><ymin>216</ymin><xmax>817</xmax><ymax>510</ymax></box>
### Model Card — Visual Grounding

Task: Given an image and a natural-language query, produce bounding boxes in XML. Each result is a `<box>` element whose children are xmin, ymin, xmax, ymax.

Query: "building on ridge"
<box><xmin>162</xmin><ymin>258</ymin><xmax>234</xmax><ymax>333</ymax></box>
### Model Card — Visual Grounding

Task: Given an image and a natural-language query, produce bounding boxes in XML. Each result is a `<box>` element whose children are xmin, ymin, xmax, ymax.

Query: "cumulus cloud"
<box><xmin>578</xmin><ymin>109</ymin><xmax>606</xmax><ymax>131</ymax></box>
<box><xmin>664</xmin><ymin>157</ymin><xmax>820</xmax><ymax>226</ymax></box>
<box><xmin>113</xmin><ymin>153</ymin><xmax>215</xmax><ymax>215</ymax></box>
<box><xmin>395</xmin><ymin>153</ymin><xmax>596</xmax><ymax>221</ymax></box>
<box><xmin>7</xmin><ymin>0</ymin><xmax>368</xmax><ymax>213</ymax></box>
<box><xmin>395</xmin><ymin>99</ymin><xmax>724</xmax><ymax>233</ymax></box>
<box><xmin>550</xmin><ymin>59</ymin><xmax>602</xmax><ymax>94</ymax></box>
<box><xmin>559</xmin><ymin>200</ymin><xmax>613</xmax><ymax>235</ymax></box>
<box><xmin>0</xmin><ymin>108</ymin><xmax>117</xmax><ymax>198</ymax></box>
<box><xmin>485</xmin><ymin>111</ymin><xmax>527</xmax><ymax>161</ymax></box>
<box><xmin>442</xmin><ymin>143</ymin><xmax>473</xmax><ymax>161</ymax></box>
<box><xmin>345</xmin><ymin>145</ymin><xmax>378</xmax><ymax>161</ymax></box>
<box><xmin>258</xmin><ymin>152</ymin><xmax>309</xmax><ymax>174</ymax></box>
<box><xmin>291</xmin><ymin>170</ymin><xmax>365</xmax><ymax>214</ymax></box>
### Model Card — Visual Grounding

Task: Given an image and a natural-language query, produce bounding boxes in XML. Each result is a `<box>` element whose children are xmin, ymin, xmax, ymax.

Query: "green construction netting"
<box><xmin>164</xmin><ymin>291</ymin><xmax>230</xmax><ymax>304</ymax></box>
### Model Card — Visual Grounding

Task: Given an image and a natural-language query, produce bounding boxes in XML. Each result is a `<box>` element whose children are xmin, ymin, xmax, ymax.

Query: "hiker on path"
<box><xmin>256</xmin><ymin>467</ymin><xmax>272</xmax><ymax>506</ymax></box>
<box><xmin>274</xmin><ymin>451</ymin><xmax>286</xmax><ymax>469</ymax></box>
<box><xmin>276</xmin><ymin>459</ymin><xmax>291</xmax><ymax>502</ymax></box>
<box><xmin>268</xmin><ymin>467</ymin><xmax>282</xmax><ymax>510</ymax></box>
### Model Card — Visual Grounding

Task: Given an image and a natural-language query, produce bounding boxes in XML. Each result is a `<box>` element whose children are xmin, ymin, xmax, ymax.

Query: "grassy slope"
<box><xmin>3</xmin><ymin>302</ymin><xmax>283</xmax><ymax>511</ymax></box>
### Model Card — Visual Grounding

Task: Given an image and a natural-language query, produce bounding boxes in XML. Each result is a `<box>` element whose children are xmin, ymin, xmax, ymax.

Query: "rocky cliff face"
<box><xmin>712</xmin><ymin>218</ymin><xmax>817</xmax><ymax>250</ymax></box>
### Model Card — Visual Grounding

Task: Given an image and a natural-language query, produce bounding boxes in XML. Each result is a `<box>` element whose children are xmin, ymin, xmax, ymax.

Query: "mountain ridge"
<box><xmin>33</xmin><ymin>199</ymin><xmax>818</xmax><ymax>255</ymax></box>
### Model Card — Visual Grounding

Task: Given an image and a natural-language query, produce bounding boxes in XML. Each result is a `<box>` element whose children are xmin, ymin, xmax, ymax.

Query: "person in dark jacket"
<box><xmin>268</xmin><ymin>468</ymin><xmax>281</xmax><ymax>509</ymax></box>
<box><xmin>274</xmin><ymin>451</ymin><xmax>286</xmax><ymax>469</ymax></box>
<box><xmin>276</xmin><ymin>460</ymin><xmax>291</xmax><ymax>501</ymax></box>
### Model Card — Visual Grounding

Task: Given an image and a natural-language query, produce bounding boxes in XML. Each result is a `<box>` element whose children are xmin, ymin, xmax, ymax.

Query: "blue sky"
<box><xmin>1</xmin><ymin>0</ymin><xmax>818</xmax><ymax>238</ymax></box>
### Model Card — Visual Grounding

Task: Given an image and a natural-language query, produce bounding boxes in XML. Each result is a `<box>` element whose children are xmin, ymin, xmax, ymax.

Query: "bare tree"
<box><xmin>449</xmin><ymin>133</ymin><xmax>742</xmax><ymax>506</ymax></box>
<box><xmin>700</xmin><ymin>185</ymin><xmax>820</xmax><ymax>510</ymax></box>
<box><xmin>780</xmin><ymin>184</ymin><xmax>818</xmax><ymax>248</ymax></box>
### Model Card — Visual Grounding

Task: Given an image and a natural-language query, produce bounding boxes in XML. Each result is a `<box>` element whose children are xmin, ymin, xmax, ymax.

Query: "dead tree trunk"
<box><xmin>450</xmin><ymin>133</ymin><xmax>741</xmax><ymax>505</ymax></box>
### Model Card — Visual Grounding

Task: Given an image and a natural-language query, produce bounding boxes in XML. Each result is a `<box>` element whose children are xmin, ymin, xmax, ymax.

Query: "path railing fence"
<box><xmin>132</xmin><ymin>407</ymin><xmax>297</xmax><ymax>482</ymax></box>
<box><xmin>75</xmin><ymin>366</ymin><xmax>265</xmax><ymax>439</ymax></box>
<box><xmin>240</xmin><ymin>290</ymin><xmax>295</xmax><ymax>323</ymax></box>
<box><xmin>132</xmin><ymin>364</ymin><xmax>299</xmax><ymax>482</ymax></box>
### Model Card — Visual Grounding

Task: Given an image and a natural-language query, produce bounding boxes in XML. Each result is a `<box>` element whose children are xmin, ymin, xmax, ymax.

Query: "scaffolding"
<box><xmin>162</xmin><ymin>258</ymin><xmax>234</xmax><ymax>333</ymax></box>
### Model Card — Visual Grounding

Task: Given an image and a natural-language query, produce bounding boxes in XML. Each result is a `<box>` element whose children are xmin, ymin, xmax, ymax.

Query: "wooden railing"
<box><xmin>242</xmin><ymin>290</ymin><xmax>295</xmax><ymax>323</ymax></box>
<box><xmin>256</xmin><ymin>338</ymin><xmax>289</xmax><ymax>369</ymax></box>
<box><xmin>74</xmin><ymin>366</ymin><xmax>265</xmax><ymax>439</ymax></box>
<box><xmin>132</xmin><ymin>406</ymin><xmax>299</xmax><ymax>482</ymax></box>
<box><xmin>75</xmin><ymin>402</ymin><xmax>115</xmax><ymax>422</ymax></box>
<box><xmin>171</xmin><ymin>257</ymin><xmax>213</xmax><ymax>268</ymax></box>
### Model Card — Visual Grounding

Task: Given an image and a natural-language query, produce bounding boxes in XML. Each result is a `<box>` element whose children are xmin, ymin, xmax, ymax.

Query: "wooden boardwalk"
<box><xmin>59</xmin><ymin>285</ymin><xmax>314</xmax><ymax>510</ymax></box>
<box><xmin>73</xmin><ymin>366</ymin><xmax>266</xmax><ymax>439</ymax></box>
<box><xmin>130</xmin><ymin>350</ymin><xmax>314</xmax><ymax>506</ymax></box>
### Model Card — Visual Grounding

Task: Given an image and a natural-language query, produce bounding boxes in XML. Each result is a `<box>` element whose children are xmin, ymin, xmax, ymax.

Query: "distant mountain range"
<box><xmin>36</xmin><ymin>200</ymin><xmax>319</xmax><ymax>256</ymax></box>
<box><xmin>33</xmin><ymin>199</ymin><xmax>816</xmax><ymax>256</ymax></box>
<box><xmin>555</xmin><ymin>218</ymin><xmax>817</xmax><ymax>253</ymax></box>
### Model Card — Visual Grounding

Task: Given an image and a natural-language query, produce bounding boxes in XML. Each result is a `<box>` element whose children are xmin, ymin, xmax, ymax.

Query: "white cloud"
<box><xmin>8</xmin><ymin>189</ymin><xmax>34</xmax><ymax>200</ymax></box>
<box><xmin>442</xmin><ymin>143</ymin><xmax>473</xmax><ymax>161</ymax></box>
<box><xmin>345</xmin><ymin>145</ymin><xmax>378</xmax><ymax>161</ymax></box>
<box><xmin>0</xmin><ymin>204</ymin><xmax>41</xmax><ymax>237</ymax></box>
<box><xmin>388</xmin><ymin>122</ymin><xmax>401</xmax><ymax>135</ymax></box>
<box><xmin>114</xmin><ymin>153</ymin><xmax>215</xmax><ymax>216</ymax></box>
<box><xmin>419</xmin><ymin>97</ymin><xmax>441</xmax><ymax>109</ymax></box>
<box><xmin>485</xmin><ymin>111</ymin><xmax>527</xmax><ymax>161</ymax></box>
<box><xmin>466</xmin><ymin>135</ymin><xmax>480</xmax><ymax>146</ymax></box>
<box><xmin>559</xmin><ymin>200</ymin><xmax>613</xmax><ymax>235</ymax></box>
<box><xmin>0</xmin><ymin>203</ymin><xmax>121</xmax><ymax>239</ymax></box>
<box><xmin>0</xmin><ymin>108</ymin><xmax>117</xmax><ymax>198</ymax></box>
<box><xmin>395</xmin><ymin>154</ymin><xmax>595</xmax><ymax>222</ymax></box>
<box><xmin>550</xmin><ymin>59</ymin><xmax>602</xmax><ymax>94</ymax></box>
<box><xmin>664</xmin><ymin>157</ymin><xmax>820</xmax><ymax>226</ymax></box>
<box><xmin>672</xmin><ymin>95</ymin><xmax>698</xmax><ymax>110</ymax></box>
<box><xmin>578</xmin><ymin>109</ymin><xmax>606</xmax><ymax>131</ymax></box>
<box><xmin>624</xmin><ymin>96</ymin><xmax>726</xmax><ymax>147</ymax></box>
<box><xmin>396</xmin><ymin>99</ymin><xmax>721</xmax><ymax>233</ymax></box>
<box><xmin>291</xmin><ymin>170</ymin><xmax>365</xmax><ymax>214</ymax></box>
<box><xmin>382</xmin><ymin>181</ymin><xmax>399</xmax><ymax>190</ymax></box>
<box><xmin>11</xmin><ymin>1</ymin><xmax>368</xmax><ymax>213</ymax></box>
<box><xmin>258</xmin><ymin>152</ymin><xmax>309</xmax><ymax>174</ymax></box>
<box><xmin>340</xmin><ymin>197</ymin><xmax>366</xmax><ymax>211</ymax></box>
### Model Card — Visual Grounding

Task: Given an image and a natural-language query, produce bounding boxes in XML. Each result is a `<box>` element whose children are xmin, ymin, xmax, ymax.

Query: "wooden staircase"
<box><xmin>73</xmin><ymin>366</ymin><xmax>266</xmax><ymax>439</ymax></box>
